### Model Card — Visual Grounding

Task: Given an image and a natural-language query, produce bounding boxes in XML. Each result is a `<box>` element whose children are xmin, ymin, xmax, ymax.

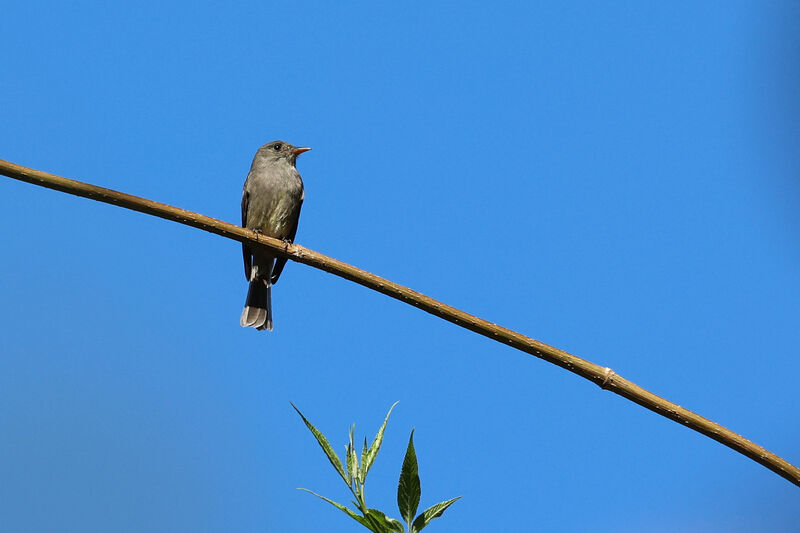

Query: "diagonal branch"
<box><xmin>1</xmin><ymin>157</ymin><xmax>798</xmax><ymax>488</ymax></box>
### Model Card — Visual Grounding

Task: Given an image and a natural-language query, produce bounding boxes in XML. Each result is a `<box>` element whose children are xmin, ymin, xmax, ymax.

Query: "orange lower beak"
<box><xmin>292</xmin><ymin>147</ymin><xmax>312</xmax><ymax>155</ymax></box>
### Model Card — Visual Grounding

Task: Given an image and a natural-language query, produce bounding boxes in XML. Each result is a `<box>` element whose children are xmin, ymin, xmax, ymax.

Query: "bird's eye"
<box><xmin>273</xmin><ymin>143</ymin><xmax>282</xmax><ymax>151</ymax></box>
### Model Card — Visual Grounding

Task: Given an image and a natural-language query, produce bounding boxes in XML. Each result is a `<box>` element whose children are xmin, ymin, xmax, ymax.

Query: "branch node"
<box><xmin>600</xmin><ymin>367</ymin><xmax>616</xmax><ymax>390</ymax></box>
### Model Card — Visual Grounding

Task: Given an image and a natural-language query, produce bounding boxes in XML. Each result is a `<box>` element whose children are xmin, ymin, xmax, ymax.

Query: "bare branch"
<box><xmin>1</xmin><ymin>157</ymin><xmax>798</xmax><ymax>487</ymax></box>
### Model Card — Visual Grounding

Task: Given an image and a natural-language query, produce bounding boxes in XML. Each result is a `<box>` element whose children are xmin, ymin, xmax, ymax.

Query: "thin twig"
<box><xmin>1</xmin><ymin>157</ymin><xmax>798</xmax><ymax>488</ymax></box>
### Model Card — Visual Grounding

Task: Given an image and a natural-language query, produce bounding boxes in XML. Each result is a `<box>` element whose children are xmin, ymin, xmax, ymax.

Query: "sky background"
<box><xmin>1</xmin><ymin>2</ymin><xmax>799</xmax><ymax>532</ymax></box>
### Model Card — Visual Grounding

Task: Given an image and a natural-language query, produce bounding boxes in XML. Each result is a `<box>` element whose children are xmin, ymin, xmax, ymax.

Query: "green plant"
<box><xmin>292</xmin><ymin>402</ymin><xmax>460</xmax><ymax>533</ymax></box>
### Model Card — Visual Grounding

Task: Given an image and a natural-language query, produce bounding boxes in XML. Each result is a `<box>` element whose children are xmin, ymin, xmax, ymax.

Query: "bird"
<box><xmin>240</xmin><ymin>140</ymin><xmax>310</xmax><ymax>331</ymax></box>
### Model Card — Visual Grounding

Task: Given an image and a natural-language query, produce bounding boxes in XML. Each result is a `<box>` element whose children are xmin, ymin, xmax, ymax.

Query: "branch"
<box><xmin>1</xmin><ymin>157</ymin><xmax>798</xmax><ymax>488</ymax></box>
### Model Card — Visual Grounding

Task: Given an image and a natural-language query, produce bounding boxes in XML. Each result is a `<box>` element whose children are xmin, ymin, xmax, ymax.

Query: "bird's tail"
<box><xmin>240</xmin><ymin>279</ymin><xmax>273</xmax><ymax>331</ymax></box>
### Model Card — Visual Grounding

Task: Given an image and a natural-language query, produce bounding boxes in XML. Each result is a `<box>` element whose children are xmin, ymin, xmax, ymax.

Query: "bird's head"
<box><xmin>256</xmin><ymin>140</ymin><xmax>311</xmax><ymax>165</ymax></box>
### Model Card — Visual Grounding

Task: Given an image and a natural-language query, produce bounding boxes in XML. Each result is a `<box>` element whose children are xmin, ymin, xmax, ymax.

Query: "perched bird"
<box><xmin>240</xmin><ymin>140</ymin><xmax>310</xmax><ymax>331</ymax></box>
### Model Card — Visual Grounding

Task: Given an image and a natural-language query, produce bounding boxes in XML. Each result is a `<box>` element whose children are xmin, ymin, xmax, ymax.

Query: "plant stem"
<box><xmin>1</xmin><ymin>158</ymin><xmax>798</xmax><ymax>488</ymax></box>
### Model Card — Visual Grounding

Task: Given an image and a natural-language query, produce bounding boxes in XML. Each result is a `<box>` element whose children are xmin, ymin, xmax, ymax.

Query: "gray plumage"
<box><xmin>240</xmin><ymin>140</ymin><xmax>310</xmax><ymax>331</ymax></box>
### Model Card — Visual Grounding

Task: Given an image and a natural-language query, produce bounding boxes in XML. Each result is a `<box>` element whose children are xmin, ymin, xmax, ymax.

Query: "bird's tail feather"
<box><xmin>240</xmin><ymin>280</ymin><xmax>273</xmax><ymax>331</ymax></box>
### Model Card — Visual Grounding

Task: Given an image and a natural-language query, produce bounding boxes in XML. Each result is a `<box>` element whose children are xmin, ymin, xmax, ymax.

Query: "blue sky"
<box><xmin>1</xmin><ymin>2</ymin><xmax>799</xmax><ymax>531</ymax></box>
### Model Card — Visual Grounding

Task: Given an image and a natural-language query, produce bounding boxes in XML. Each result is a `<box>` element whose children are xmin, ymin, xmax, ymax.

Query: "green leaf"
<box><xmin>364</xmin><ymin>401</ymin><xmax>399</xmax><ymax>479</ymax></box>
<box><xmin>397</xmin><ymin>429</ymin><xmax>420</xmax><ymax>526</ymax></box>
<box><xmin>365</xmin><ymin>508</ymin><xmax>405</xmax><ymax>533</ymax></box>
<box><xmin>348</xmin><ymin>424</ymin><xmax>360</xmax><ymax>487</ymax></box>
<box><xmin>345</xmin><ymin>443</ymin><xmax>354</xmax><ymax>486</ymax></box>
<box><xmin>411</xmin><ymin>497</ymin><xmax>461</xmax><ymax>533</ymax></box>
<box><xmin>291</xmin><ymin>403</ymin><xmax>349</xmax><ymax>486</ymax></box>
<box><xmin>298</xmin><ymin>488</ymin><xmax>379</xmax><ymax>532</ymax></box>
<box><xmin>359</xmin><ymin>436</ymin><xmax>369</xmax><ymax>485</ymax></box>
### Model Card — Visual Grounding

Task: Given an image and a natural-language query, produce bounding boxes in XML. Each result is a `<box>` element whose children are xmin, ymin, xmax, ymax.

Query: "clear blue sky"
<box><xmin>1</xmin><ymin>2</ymin><xmax>798</xmax><ymax>531</ymax></box>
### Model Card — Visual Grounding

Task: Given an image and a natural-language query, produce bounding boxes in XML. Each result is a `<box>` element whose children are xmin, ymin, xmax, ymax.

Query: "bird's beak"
<box><xmin>292</xmin><ymin>147</ymin><xmax>311</xmax><ymax>155</ymax></box>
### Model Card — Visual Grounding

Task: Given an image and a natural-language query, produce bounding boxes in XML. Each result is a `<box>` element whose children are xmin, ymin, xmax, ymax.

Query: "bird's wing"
<box><xmin>270</xmin><ymin>199</ymin><xmax>303</xmax><ymax>284</ymax></box>
<box><xmin>241</xmin><ymin>189</ymin><xmax>252</xmax><ymax>281</ymax></box>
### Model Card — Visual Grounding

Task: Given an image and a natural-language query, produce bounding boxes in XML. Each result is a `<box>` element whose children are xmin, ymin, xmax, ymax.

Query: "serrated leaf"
<box><xmin>397</xmin><ymin>429</ymin><xmax>420</xmax><ymax>526</ymax></box>
<box><xmin>365</xmin><ymin>508</ymin><xmax>405</xmax><ymax>533</ymax></box>
<box><xmin>359</xmin><ymin>436</ymin><xmax>369</xmax><ymax>485</ymax></box>
<box><xmin>348</xmin><ymin>424</ymin><xmax>359</xmax><ymax>487</ymax></box>
<box><xmin>364</xmin><ymin>401</ymin><xmax>399</xmax><ymax>479</ymax></box>
<box><xmin>291</xmin><ymin>403</ymin><xmax>349</xmax><ymax>486</ymax></box>
<box><xmin>349</xmin><ymin>446</ymin><xmax>360</xmax><ymax>487</ymax></box>
<box><xmin>345</xmin><ymin>443</ymin><xmax>354</xmax><ymax>486</ymax></box>
<box><xmin>298</xmin><ymin>488</ymin><xmax>379</xmax><ymax>532</ymax></box>
<box><xmin>411</xmin><ymin>497</ymin><xmax>461</xmax><ymax>533</ymax></box>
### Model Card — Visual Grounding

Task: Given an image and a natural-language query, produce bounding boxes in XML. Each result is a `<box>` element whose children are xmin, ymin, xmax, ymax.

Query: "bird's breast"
<box><xmin>244</xmin><ymin>170</ymin><xmax>303</xmax><ymax>239</ymax></box>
